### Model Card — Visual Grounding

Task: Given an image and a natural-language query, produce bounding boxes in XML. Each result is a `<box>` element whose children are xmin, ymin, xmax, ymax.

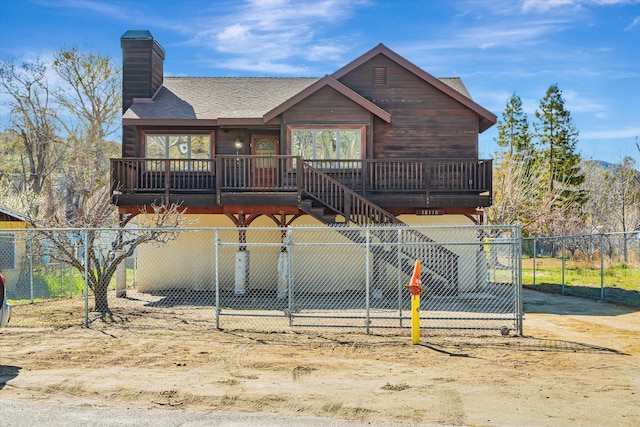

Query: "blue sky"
<box><xmin>1</xmin><ymin>0</ymin><xmax>639</xmax><ymax>163</ymax></box>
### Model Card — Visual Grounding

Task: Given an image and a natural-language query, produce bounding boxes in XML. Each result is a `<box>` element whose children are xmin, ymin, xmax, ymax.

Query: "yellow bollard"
<box><xmin>406</xmin><ymin>259</ymin><xmax>422</xmax><ymax>345</ymax></box>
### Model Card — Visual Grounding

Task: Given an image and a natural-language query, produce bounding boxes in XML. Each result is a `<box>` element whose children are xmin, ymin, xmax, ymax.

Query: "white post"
<box><xmin>234</xmin><ymin>250</ymin><xmax>250</xmax><ymax>295</ymax></box>
<box><xmin>277</xmin><ymin>251</ymin><xmax>290</xmax><ymax>300</ymax></box>
<box><xmin>116</xmin><ymin>250</ymin><xmax>126</xmax><ymax>298</ymax></box>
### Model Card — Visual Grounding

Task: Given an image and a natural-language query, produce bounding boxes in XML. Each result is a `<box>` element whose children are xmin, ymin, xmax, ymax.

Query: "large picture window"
<box><xmin>290</xmin><ymin>127</ymin><xmax>363</xmax><ymax>162</ymax></box>
<box><xmin>144</xmin><ymin>134</ymin><xmax>212</xmax><ymax>171</ymax></box>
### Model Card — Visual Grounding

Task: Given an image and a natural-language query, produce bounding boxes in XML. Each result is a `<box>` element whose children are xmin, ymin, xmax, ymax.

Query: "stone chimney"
<box><xmin>120</xmin><ymin>30</ymin><xmax>165</xmax><ymax>113</ymax></box>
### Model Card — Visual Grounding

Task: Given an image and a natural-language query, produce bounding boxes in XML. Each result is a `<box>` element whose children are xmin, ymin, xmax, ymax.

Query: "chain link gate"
<box><xmin>213</xmin><ymin>225</ymin><xmax>522</xmax><ymax>335</ymax></box>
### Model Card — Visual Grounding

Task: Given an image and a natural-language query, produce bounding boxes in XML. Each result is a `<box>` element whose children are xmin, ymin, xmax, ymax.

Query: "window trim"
<box><xmin>287</xmin><ymin>125</ymin><xmax>365</xmax><ymax>161</ymax></box>
<box><xmin>141</xmin><ymin>130</ymin><xmax>215</xmax><ymax>156</ymax></box>
<box><xmin>140</xmin><ymin>130</ymin><xmax>215</xmax><ymax>171</ymax></box>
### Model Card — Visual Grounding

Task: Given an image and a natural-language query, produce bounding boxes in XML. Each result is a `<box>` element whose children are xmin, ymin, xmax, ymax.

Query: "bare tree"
<box><xmin>581</xmin><ymin>158</ymin><xmax>640</xmax><ymax>262</ymax></box>
<box><xmin>487</xmin><ymin>150</ymin><xmax>541</xmax><ymax>230</ymax></box>
<box><xmin>52</xmin><ymin>47</ymin><xmax>121</xmax><ymax>221</ymax></box>
<box><xmin>0</xmin><ymin>58</ymin><xmax>60</xmax><ymax>210</ymax></box>
<box><xmin>1</xmin><ymin>47</ymin><xmax>191</xmax><ymax>315</ymax></box>
<box><xmin>0</xmin><ymin>179</ymin><xmax>190</xmax><ymax>315</ymax></box>
<box><xmin>34</xmin><ymin>202</ymin><xmax>190</xmax><ymax>316</ymax></box>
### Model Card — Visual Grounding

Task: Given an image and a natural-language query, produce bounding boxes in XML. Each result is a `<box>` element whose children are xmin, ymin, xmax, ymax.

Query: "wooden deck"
<box><xmin>110</xmin><ymin>156</ymin><xmax>492</xmax><ymax>210</ymax></box>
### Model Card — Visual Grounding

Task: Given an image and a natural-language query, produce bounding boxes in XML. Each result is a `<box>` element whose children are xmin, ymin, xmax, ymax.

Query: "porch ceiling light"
<box><xmin>234</xmin><ymin>136</ymin><xmax>244</xmax><ymax>151</ymax></box>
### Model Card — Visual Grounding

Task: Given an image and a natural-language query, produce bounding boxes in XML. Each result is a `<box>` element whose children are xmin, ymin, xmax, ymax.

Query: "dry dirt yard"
<box><xmin>1</xmin><ymin>289</ymin><xmax>639</xmax><ymax>426</ymax></box>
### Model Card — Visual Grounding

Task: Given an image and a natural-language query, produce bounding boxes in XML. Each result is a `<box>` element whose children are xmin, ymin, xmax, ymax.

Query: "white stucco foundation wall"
<box><xmin>396</xmin><ymin>215</ymin><xmax>484</xmax><ymax>293</ymax></box>
<box><xmin>133</xmin><ymin>214</ymin><xmax>482</xmax><ymax>294</ymax></box>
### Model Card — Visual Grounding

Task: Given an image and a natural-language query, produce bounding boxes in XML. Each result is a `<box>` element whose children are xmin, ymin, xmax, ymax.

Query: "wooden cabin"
<box><xmin>111</xmin><ymin>30</ymin><xmax>496</xmax><ymax>294</ymax></box>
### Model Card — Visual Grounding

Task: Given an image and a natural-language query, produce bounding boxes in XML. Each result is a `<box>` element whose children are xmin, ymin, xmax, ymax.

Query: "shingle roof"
<box><xmin>438</xmin><ymin>78</ymin><xmax>471</xmax><ymax>99</ymax></box>
<box><xmin>123</xmin><ymin>76</ymin><xmax>474</xmax><ymax>121</ymax></box>
<box><xmin>124</xmin><ymin>77</ymin><xmax>319</xmax><ymax>120</ymax></box>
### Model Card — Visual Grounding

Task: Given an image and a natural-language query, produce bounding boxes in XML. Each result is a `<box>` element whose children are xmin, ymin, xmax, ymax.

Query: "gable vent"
<box><xmin>372</xmin><ymin>67</ymin><xmax>387</xmax><ymax>86</ymax></box>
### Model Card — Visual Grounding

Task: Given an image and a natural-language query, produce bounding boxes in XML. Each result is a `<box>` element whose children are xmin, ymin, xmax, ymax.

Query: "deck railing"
<box><xmin>111</xmin><ymin>156</ymin><xmax>492</xmax><ymax>197</ymax></box>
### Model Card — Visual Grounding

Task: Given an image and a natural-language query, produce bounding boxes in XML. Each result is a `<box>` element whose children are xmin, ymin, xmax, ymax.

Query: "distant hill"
<box><xmin>582</xmin><ymin>159</ymin><xmax>639</xmax><ymax>174</ymax></box>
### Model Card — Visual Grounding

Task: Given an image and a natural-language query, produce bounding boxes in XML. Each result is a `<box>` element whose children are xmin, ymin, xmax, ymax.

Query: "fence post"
<box><xmin>288</xmin><ymin>228</ymin><xmax>295</xmax><ymax>327</ymax></box>
<box><xmin>561</xmin><ymin>236</ymin><xmax>566</xmax><ymax>295</ymax></box>
<box><xmin>365</xmin><ymin>227</ymin><xmax>371</xmax><ymax>334</ymax></box>
<box><xmin>600</xmin><ymin>233</ymin><xmax>605</xmax><ymax>302</ymax></box>
<box><xmin>532</xmin><ymin>238</ymin><xmax>537</xmax><ymax>286</ymax></box>
<box><xmin>84</xmin><ymin>228</ymin><xmax>89</xmax><ymax>328</ymax></box>
<box><xmin>215</xmin><ymin>228</ymin><xmax>220</xmax><ymax>329</ymax></box>
<box><xmin>516</xmin><ymin>225</ymin><xmax>523</xmax><ymax>336</ymax></box>
<box><xmin>397</xmin><ymin>228</ymin><xmax>403</xmax><ymax>328</ymax></box>
<box><xmin>29</xmin><ymin>238</ymin><xmax>34</xmax><ymax>303</ymax></box>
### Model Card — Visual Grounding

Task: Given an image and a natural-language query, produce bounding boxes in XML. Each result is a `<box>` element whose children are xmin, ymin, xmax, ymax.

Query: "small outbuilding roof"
<box><xmin>0</xmin><ymin>206</ymin><xmax>27</xmax><ymax>223</ymax></box>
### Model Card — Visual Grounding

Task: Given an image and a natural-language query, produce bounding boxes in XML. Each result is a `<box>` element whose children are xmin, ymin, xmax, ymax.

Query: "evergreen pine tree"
<box><xmin>535</xmin><ymin>84</ymin><xmax>586</xmax><ymax>209</ymax></box>
<box><xmin>495</xmin><ymin>93</ymin><xmax>534</xmax><ymax>160</ymax></box>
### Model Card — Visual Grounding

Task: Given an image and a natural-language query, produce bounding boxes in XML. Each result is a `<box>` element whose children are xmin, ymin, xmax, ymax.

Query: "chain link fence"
<box><xmin>1</xmin><ymin>224</ymin><xmax>522</xmax><ymax>335</ymax></box>
<box><xmin>523</xmin><ymin>232</ymin><xmax>640</xmax><ymax>306</ymax></box>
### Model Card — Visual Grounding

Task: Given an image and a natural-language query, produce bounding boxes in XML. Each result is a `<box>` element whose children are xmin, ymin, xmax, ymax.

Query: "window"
<box><xmin>290</xmin><ymin>127</ymin><xmax>363</xmax><ymax>164</ymax></box>
<box><xmin>144</xmin><ymin>134</ymin><xmax>212</xmax><ymax>171</ymax></box>
<box><xmin>0</xmin><ymin>233</ymin><xmax>16</xmax><ymax>270</ymax></box>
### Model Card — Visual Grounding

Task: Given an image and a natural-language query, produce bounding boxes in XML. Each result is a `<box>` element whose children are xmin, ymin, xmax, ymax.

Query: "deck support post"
<box><xmin>234</xmin><ymin>250</ymin><xmax>250</xmax><ymax>295</ymax></box>
<box><xmin>277</xmin><ymin>251</ymin><xmax>290</xmax><ymax>300</ymax></box>
<box><xmin>115</xmin><ymin>250</ymin><xmax>127</xmax><ymax>298</ymax></box>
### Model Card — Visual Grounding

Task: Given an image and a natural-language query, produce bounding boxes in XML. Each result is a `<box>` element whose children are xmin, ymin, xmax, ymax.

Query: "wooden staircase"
<box><xmin>299</xmin><ymin>162</ymin><xmax>458</xmax><ymax>292</ymax></box>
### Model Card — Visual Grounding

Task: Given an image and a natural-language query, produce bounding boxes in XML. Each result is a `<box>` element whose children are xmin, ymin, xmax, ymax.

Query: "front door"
<box><xmin>251</xmin><ymin>135</ymin><xmax>279</xmax><ymax>188</ymax></box>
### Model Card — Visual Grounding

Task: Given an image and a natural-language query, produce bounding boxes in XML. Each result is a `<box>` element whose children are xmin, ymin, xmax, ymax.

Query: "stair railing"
<box><xmin>301</xmin><ymin>161</ymin><xmax>458</xmax><ymax>286</ymax></box>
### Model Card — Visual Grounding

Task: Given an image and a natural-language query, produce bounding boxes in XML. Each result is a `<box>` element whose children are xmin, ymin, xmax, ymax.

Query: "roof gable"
<box><xmin>332</xmin><ymin>44</ymin><xmax>496</xmax><ymax>132</ymax></box>
<box><xmin>263</xmin><ymin>76</ymin><xmax>391</xmax><ymax>123</ymax></box>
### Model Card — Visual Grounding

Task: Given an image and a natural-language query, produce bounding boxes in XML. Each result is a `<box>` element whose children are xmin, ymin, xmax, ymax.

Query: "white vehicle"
<box><xmin>1</xmin><ymin>273</ymin><xmax>11</xmax><ymax>328</ymax></box>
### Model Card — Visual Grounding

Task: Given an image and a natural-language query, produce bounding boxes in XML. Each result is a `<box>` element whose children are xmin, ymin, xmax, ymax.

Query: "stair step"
<box><xmin>300</xmin><ymin>199</ymin><xmax>337</xmax><ymax>224</ymax></box>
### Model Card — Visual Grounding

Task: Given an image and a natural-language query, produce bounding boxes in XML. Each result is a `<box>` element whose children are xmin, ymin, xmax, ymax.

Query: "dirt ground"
<box><xmin>1</xmin><ymin>289</ymin><xmax>639</xmax><ymax>426</ymax></box>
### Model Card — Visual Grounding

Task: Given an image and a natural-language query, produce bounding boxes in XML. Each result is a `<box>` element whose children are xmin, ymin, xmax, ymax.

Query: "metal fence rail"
<box><xmin>1</xmin><ymin>224</ymin><xmax>522</xmax><ymax>335</ymax></box>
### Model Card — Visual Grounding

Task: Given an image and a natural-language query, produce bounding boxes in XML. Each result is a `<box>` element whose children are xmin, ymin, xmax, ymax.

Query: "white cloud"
<box><xmin>562</xmin><ymin>89</ymin><xmax>608</xmax><ymax>115</ymax></box>
<box><xmin>626</xmin><ymin>16</ymin><xmax>640</xmax><ymax>30</ymax></box>
<box><xmin>522</xmin><ymin>0</ymin><xmax>640</xmax><ymax>12</ymax></box>
<box><xmin>185</xmin><ymin>0</ymin><xmax>366</xmax><ymax>67</ymax></box>
<box><xmin>33</xmin><ymin>0</ymin><xmax>129</xmax><ymax>18</ymax></box>
<box><xmin>522</xmin><ymin>0</ymin><xmax>577</xmax><ymax>12</ymax></box>
<box><xmin>304</xmin><ymin>44</ymin><xmax>345</xmax><ymax>62</ymax></box>
<box><xmin>215</xmin><ymin>58</ymin><xmax>310</xmax><ymax>75</ymax></box>
<box><xmin>581</xmin><ymin>127</ymin><xmax>640</xmax><ymax>139</ymax></box>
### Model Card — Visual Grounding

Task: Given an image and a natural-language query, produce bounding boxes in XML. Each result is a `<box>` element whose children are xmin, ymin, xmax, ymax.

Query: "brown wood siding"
<box><xmin>122</xmin><ymin>125</ymin><xmax>138</xmax><ymax>157</ymax></box>
<box><xmin>151</xmin><ymin>44</ymin><xmax>164</xmax><ymax>96</ymax></box>
<box><xmin>121</xmin><ymin>41</ymin><xmax>164</xmax><ymax>113</ymax></box>
<box><xmin>337</xmin><ymin>54</ymin><xmax>479</xmax><ymax>159</ymax></box>
<box><xmin>122</xmin><ymin>48</ymin><xmax>152</xmax><ymax>112</ymax></box>
<box><xmin>282</xmin><ymin>86</ymin><xmax>373</xmax><ymax>156</ymax></box>
<box><xmin>217</xmin><ymin>129</ymin><xmax>278</xmax><ymax>155</ymax></box>
<box><xmin>283</xmin><ymin>86</ymin><xmax>372</xmax><ymax>124</ymax></box>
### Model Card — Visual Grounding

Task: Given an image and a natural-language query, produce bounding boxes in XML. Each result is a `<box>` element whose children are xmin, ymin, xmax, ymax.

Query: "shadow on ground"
<box><xmin>0</xmin><ymin>365</ymin><xmax>21</xmax><ymax>390</ymax></box>
<box><xmin>523</xmin><ymin>288</ymin><xmax>638</xmax><ymax>316</ymax></box>
<box><xmin>524</xmin><ymin>283</ymin><xmax>640</xmax><ymax>309</ymax></box>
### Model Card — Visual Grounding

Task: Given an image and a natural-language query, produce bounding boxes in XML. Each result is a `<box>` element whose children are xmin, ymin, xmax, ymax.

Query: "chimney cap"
<box><xmin>121</xmin><ymin>30</ymin><xmax>154</xmax><ymax>40</ymax></box>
